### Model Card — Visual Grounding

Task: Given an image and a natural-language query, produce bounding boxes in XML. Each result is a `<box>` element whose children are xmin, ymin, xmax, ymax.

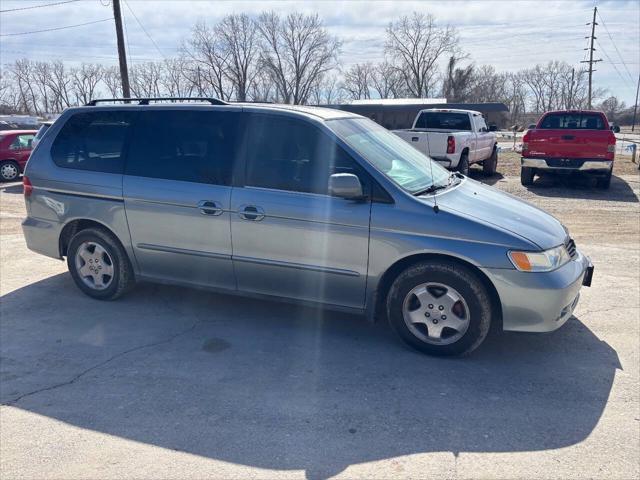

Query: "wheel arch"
<box><xmin>59</xmin><ymin>218</ymin><xmax>122</xmax><ymax>258</ymax></box>
<box><xmin>372</xmin><ymin>252</ymin><xmax>503</xmax><ymax>331</ymax></box>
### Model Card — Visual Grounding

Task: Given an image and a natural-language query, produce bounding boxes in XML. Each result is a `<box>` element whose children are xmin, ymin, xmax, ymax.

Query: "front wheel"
<box><xmin>386</xmin><ymin>261</ymin><xmax>492</xmax><ymax>356</ymax></box>
<box><xmin>67</xmin><ymin>227</ymin><xmax>135</xmax><ymax>300</ymax></box>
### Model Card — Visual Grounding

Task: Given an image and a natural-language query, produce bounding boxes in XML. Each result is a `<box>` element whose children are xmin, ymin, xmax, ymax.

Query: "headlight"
<box><xmin>508</xmin><ymin>245</ymin><xmax>571</xmax><ymax>272</ymax></box>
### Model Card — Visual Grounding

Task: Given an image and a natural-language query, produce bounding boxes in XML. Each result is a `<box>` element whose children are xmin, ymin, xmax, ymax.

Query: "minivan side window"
<box><xmin>244</xmin><ymin>114</ymin><xmax>365</xmax><ymax>195</ymax></box>
<box><xmin>51</xmin><ymin>111</ymin><xmax>134</xmax><ymax>174</ymax></box>
<box><xmin>126</xmin><ymin>110</ymin><xmax>238</xmax><ymax>185</ymax></box>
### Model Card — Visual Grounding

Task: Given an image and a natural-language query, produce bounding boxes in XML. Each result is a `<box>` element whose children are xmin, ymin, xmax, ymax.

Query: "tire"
<box><xmin>483</xmin><ymin>147</ymin><xmax>498</xmax><ymax>176</ymax></box>
<box><xmin>0</xmin><ymin>161</ymin><xmax>20</xmax><ymax>182</ymax></box>
<box><xmin>386</xmin><ymin>260</ymin><xmax>492</xmax><ymax>356</ymax></box>
<box><xmin>596</xmin><ymin>171</ymin><xmax>612</xmax><ymax>189</ymax></box>
<box><xmin>520</xmin><ymin>166</ymin><xmax>535</xmax><ymax>186</ymax></box>
<box><xmin>67</xmin><ymin>227</ymin><xmax>135</xmax><ymax>300</ymax></box>
<box><xmin>457</xmin><ymin>153</ymin><xmax>470</xmax><ymax>176</ymax></box>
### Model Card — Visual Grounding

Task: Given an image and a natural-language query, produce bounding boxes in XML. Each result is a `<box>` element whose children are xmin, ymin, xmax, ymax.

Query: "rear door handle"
<box><xmin>562</xmin><ymin>135</ymin><xmax>575</xmax><ymax>140</ymax></box>
<box><xmin>238</xmin><ymin>204</ymin><xmax>265</xmax><ymax>221</ymax></box>
<box><xmin>197</xmin><ymin>200</ymin><xmax>224</xmax><ymax>216</ymax></box>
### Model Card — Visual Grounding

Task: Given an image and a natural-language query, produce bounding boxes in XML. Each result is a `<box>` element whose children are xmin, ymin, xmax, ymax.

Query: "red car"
<box><xmin>0</xmin><ymin>130</ymin><xmax>38</xmax><ymax>182</ymax></box>
<box><xmin>521</xmin><ymin>110</ymin><xmax>617</xmax><ymax>189</ymax></box>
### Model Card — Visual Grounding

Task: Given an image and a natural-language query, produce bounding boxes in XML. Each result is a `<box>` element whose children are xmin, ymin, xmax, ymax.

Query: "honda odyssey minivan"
<box><xmin>22</xmin><ymin>98</ymin><xmax>593</xmax><ymax>356</ymax></box>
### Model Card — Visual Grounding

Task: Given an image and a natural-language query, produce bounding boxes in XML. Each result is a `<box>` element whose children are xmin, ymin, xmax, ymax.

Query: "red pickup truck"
<box><xmin>521</xmin><ymin>110</ymin><xmax>617</xmax><ymax>189</ymax></box>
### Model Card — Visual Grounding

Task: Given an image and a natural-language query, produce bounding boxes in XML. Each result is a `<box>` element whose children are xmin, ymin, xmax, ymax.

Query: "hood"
<box><xmin>434</xmin><ymin>177</ymin><xmax>567</xmax><ymax>250</ymax></box>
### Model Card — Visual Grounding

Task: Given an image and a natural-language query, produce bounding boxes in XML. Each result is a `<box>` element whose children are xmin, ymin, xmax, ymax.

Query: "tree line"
<box><xmin>0</xmin><ymin>11</ymin><xmax>631</xmax><ymax>125</ymax></box>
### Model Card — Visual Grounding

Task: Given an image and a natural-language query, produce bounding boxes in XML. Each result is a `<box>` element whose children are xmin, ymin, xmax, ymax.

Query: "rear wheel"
<box><xmin>457</xmin><ymin>153</ymin><xmax>470</xmax><ymax>176</ymax></box>
<box><xmin>386</xmin><ymin>260</ymin><xmax>492</xmax><ymax>356</ymax></box>
<box><xmin>67</xmin><ymin>227</ymin><xmax>135</xmax><ymax>300</ymax></box>
<box><xmin>483</xmin><ymin>147</ymin><xmax>498</xmax><ymax>176</ymax></box>
<box><xmin>521</xmin><ymin>166</ymin><xmax>535</xmax><ymax>186</ymax></box>
<box><xmin>0</xmin><ymin>161</ymin><xmax>20</xmax><ymax>182</ymax></box>
<box><xmin>596</xmin><ymin>171</ymin><xmax>612</xmax><ymax>189</ymax></box>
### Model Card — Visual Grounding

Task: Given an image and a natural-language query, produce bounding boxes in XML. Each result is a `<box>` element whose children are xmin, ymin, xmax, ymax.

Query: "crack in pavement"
<box><xmin>1</xmin><ymin>320</ymin><xmax>201</xmax><ymax>407</ymax></box>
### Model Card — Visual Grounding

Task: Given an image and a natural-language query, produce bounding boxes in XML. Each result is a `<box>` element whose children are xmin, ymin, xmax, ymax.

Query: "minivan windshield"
<box><xmin>328</xmin><ymin>117</ymin><xmax>451</xmax><ymax>194</ymax></box>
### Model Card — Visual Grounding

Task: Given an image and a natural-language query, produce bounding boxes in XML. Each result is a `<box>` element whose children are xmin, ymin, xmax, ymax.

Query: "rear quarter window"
<box><xmin>51</xmin><ymin>111</ymin><xmax>134</xmax><ymax>173</ymax></box>
<box><xmin>539</xmin><ymin>113</ymin><xmax>605</xmax><ymax>130</ymax></box>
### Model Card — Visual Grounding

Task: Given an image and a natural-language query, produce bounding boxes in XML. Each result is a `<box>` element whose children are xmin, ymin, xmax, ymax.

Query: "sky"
<box><xmin>1</xmin><ymin>0</ymin><xmax>638</xmax><ymax>104</ymax></box>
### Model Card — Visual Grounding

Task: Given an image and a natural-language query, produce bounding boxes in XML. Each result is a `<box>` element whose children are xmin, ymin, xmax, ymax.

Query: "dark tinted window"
<box><xmin>415</xmin><ymin>112</ymin><xmax>471</xmax><ymax>130</ymax></box>
<box><xmin>126</xmin><ymin>110</ymin><xmax>238</xmax><ymax>185</ymax></box>
<box><xmin>245</xmin><ymin>114</ymin><xmax>365</xmax><ymax>195</ymax></box>
<box><xmin>540</xmin><ymin>113</ymin><xmax>605</xmax><ymax>130</ymax></box>
<box><xmin>52</xmin><ymin>111</ymin><xmax>134</xmax><ymax>173</ymax></box>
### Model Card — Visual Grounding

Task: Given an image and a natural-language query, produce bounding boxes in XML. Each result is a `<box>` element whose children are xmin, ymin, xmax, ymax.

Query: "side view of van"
<box><xmin>22</xmin><ymin>98</ymin><xmax>593</xmax><ymax>356</ymax></box>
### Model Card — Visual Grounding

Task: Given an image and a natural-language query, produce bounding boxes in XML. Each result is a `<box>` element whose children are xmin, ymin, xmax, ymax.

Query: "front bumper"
<box><xmin>522</xmin><ymin>157</ymin><xmax>612</xmax><ymax>172</ymax></box>
<box><xmin>483</xmin><ymin>249</ymin><xmax>592</xmax><ymax>332</ymax></box>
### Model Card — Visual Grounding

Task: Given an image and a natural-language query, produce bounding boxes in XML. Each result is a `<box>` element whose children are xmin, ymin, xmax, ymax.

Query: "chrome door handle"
<box><xmin>238</xmin><ymin>204</ymin><xmax>265</xmax><ymax>221</ymax></box>
<box><xmin>198</xmin><ymin>200</ymin><xmax>224</xmax><ymax>216</ymax></box>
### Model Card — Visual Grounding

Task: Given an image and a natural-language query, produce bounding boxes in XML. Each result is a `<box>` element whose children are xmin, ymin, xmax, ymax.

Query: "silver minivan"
<box><xmin>22</xmin><ymin>99</ymin><xmax>593</xmax><ymax>356</ymax></box>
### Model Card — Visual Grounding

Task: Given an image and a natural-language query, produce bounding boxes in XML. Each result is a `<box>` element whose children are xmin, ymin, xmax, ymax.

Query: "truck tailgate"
<box><xmin>392</xmin><ymin>130</ymin><xmax>429</xmax><ymax>155</ymax></box>
<box><xmin>526</xmin><ymin>129</ymin><xmax>612</xmax><ymax>159</ymax></box>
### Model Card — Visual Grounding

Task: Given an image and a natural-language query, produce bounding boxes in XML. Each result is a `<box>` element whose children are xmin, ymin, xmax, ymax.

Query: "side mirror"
<box><xmin>328</xmin><ymin>173</ymin><xmax>364</xmax><ymax>200</ymax></box>
<box><xmin>611</xmin><ymin>125</ymin><xmax>620</xmax><ymax>133</ymax></box>
<box><xmin>489</xmin><ymin>125</ymin><xmax>498</xmax><ymax>132</ymax></box>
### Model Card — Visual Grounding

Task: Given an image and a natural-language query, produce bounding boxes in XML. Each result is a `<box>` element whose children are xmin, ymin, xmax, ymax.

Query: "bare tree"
<box><xmin>103</xmin><ymin>66</ymin><xmax>122</xmax><ymax>98</ymax></box>
<box><xmin>183</xmin><ymin>22</ymin><xmax>231</xmax><ymax>100</ymax></box>
<box><xmin>130</xmin><ymin>62</ymin><xmax>162</xmax><ymax>97</ymax></box>
<box><xmin>257</xmin><ymin>11</ymin><xmax>341</xmax><ymax>104</ymax></box>
<box><xmin>8</xmin><ymin>59</ymin><xmax>40</xmax><ymax>114</ymax></box>
<box><xmin>598</xmin><ymin>96</ymin><xmax>626</xmax><ymax>122</ymax></box>
<box><xmin>341</xmin><ymin>63</ymin><xmax>374</xmax><ymax>100</ymax></box>
<box><xmin>385</xmin><ymin>13</ymin><xmax>458</xmax><ymax>98</ymax></box>
<box><xmin>371</xmin><ymin>61</ymin><xmax>404</xmax><ymax>99</ymax></box>
<box><xmin>71</xmin><ymin>63</ymin><xmax>103</xmax><ymax>105</ymax></box>
<box><xmin>216</xmin><ymin>13</ymin><xmax>259</xmax><ymax>101</ymax></box>
<box><xmin>442</xmin><ymin>56</ymin><xmax>474</xmax><ymax>101</ymax></box>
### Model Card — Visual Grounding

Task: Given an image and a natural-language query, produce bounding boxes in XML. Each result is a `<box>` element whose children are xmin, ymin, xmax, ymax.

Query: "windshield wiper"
<box><xmin>413</xmin><ymin>183</ymin><xmax>448</xmax><ymax>196</ymax></box>
<box><xmin>413</xmin><ymin>173</ymin><xmax>458</xmax><ymax>196</ymax></box>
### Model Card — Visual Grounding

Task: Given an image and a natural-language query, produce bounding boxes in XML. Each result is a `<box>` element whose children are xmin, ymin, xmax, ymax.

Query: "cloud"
<box><xmin>0</xmin><ymin>0</ymin><xmax>637</xmax><ymax>102</ymax></box>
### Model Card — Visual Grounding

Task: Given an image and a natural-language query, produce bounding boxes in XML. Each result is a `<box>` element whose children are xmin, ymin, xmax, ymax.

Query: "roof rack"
<box><xmin>85</xmin><ymin>97</ymin><xmax>228</xmax><ymax>106</ymax></box>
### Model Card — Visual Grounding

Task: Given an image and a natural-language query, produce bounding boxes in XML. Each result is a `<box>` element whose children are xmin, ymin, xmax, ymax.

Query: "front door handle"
<box><xmin>198</xmin><ymin>200</ymin><xmax>224</xmax><ymax>216</ymax></box>
<box><xmin>238</xmin><ymin>204</ymin><xmax>265</xmax><ymax>221</ymax></box>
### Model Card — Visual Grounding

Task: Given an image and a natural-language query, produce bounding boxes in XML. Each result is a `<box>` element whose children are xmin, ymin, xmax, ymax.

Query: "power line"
<box><xmin>597</xmin><ymin>9</ymin><xmax>635</xmax><ymax>84</ymax></box>
<box><xmin>0</xmin><ymin>18</ymin><xmax>113</xmax><ymax>36</ymax></box>
<box><xmin>596</xmin><ymin>39</ymin><xmax>635</xmax><ymax>92</ymax></box>
<box><xmin>123</xmin><ymin>0</ymin><xmax>165</xmax><ymax>59</ymax></box>
<box><xmin>0</xmin><ymin>0</ymin><xmax>80</xmax><ymax>13</ymax></box>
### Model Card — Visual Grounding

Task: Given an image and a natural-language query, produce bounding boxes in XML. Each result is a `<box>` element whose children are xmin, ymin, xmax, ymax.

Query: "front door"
<box><xmin>123</xmin><ymin>109</ymin><xmax>240</xmax><ymax>290</ymax></box>
<box><xmin>230</xmin><ymin>113</ymin><xmax>371</xmax><ymax>309</ymax></box>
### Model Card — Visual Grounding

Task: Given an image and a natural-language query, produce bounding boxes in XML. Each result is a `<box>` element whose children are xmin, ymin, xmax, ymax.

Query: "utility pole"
<box><xmin>112</xmin><ymin>0</ymin><xmax>131</xmax><ymax>98</ymax></box>
<box><xmin>632</xmin><ymin>73</ymin><xmax>639</xmax><ymax>132</ymax></box>
<box><xmin>581</xmin><ymin>6</ymin><xmax>602</xmax><ymax>109</ymax></box>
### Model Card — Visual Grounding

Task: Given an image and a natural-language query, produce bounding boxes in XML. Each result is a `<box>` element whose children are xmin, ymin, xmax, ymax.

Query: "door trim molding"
<box><xmin>137</xmin><ymin>243</ymin><xmax>231</xmax><ymax>260</ymax></box>
<box><xmin>233</xmin><ymin>255</ymin><xmax>360</xmax><ymax>277</ymax></box>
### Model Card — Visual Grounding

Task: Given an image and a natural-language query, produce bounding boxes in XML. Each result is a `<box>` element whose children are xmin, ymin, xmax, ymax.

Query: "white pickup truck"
<box><xmin>392</xmin><ymin>108</ymin><xmax>498</xmax><ymax>175</ymax></box>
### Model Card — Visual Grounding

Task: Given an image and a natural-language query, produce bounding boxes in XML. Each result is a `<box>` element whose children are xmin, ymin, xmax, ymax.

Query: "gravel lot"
<box><xmin>1</xmin><ymin>154</ymin><xmax>639</xmax><ymax>479</ymax></box>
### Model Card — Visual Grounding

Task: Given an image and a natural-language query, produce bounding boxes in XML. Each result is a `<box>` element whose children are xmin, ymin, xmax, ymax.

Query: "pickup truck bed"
<box><xmin>392</xmin><ymin>109</ymin><xmax>498</xmax><ymax>176</ymax></box>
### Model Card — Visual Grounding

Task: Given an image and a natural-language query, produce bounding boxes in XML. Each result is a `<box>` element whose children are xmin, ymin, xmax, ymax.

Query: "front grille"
<box><xmin>565</xmin><ymin>237</ymin><xmax>577</xmax><ymax>259</ymax></box>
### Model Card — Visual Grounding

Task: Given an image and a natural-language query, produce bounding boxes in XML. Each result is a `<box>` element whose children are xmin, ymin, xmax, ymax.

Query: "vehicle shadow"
<box><xmin>1</xmin><ymin>273</ymin><xmax>621</xmax><ymax>479</ymax></box>
<box><xmin>525</xmin><ymin>173</ymin><xmax>638</xmax><ymax>203</ymax></box>
<box><xmin>0</xmin><ymin>182</ymin><xmax>22</xmax><ymax>194</ymax></box>
<box><xmin>468</xmin><ymin>169</ymin><xmax>504</xmax><ymax>186</ymax></box>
